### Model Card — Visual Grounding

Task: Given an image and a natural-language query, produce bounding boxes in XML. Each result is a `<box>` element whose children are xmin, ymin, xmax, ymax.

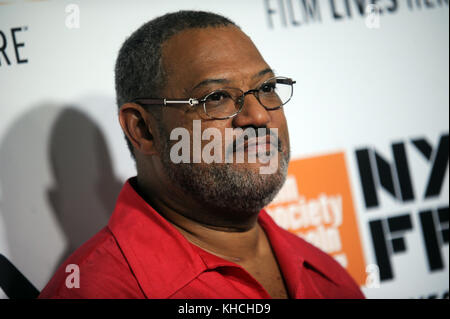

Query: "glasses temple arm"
<box><xmin>132</xmin><ymin>98</ymin><xmax>199</xmax><ymax>106</ymax></box>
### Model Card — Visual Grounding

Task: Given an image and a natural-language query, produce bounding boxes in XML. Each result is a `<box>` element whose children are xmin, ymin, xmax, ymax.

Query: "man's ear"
<box><xmin>119</xmin><ymin>103</ymin><xmax>158</xmax><ymax>156</ymax></box>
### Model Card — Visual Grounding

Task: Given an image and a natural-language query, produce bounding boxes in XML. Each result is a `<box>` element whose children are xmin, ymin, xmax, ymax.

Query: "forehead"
<box><xmin>161</xmin><ymin>26</ymin><xmax>269</xmax><ymax>91</ymax></box>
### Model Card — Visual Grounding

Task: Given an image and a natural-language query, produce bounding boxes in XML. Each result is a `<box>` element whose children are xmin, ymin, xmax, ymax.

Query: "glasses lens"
<box><xmin>204</xmin><ymin>88</ymin><xmax>243</xmax><ymax>119</ymax></box>
<box><xmin>258</xmin><ymin>77</ymin><xmax>293</xmax><ymax>109</ymax></box>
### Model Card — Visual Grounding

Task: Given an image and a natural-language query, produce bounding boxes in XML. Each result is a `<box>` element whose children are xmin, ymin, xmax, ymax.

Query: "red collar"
<box><xmin>107</xmin><ymin>178</ymin><xmax>340</xmax><ymax>298</ymax></box>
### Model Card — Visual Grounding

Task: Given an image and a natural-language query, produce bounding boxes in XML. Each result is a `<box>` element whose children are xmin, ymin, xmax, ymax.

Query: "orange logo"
<box><xmin>266</xmin><ymin>152</ymin><xmax>366</xmax><ymax>285</ymax></box>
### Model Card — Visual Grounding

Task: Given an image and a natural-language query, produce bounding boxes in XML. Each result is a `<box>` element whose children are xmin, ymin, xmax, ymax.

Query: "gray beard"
<box><xmin>158</xmin><ymin>127</ymin><xmax>290</xmax><ymax>221</ymax></box>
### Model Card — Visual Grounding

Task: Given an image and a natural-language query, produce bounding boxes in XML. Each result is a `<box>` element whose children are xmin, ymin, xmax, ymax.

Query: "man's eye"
<box><xmin>260</xmin><ymin>83</ymin><xmax>276</xmax><ymax>93</ymax></box>
<box><xmin>208</xmin><ymin>91</ymin><xmax>230</xmax><ymax>102</ymax></box>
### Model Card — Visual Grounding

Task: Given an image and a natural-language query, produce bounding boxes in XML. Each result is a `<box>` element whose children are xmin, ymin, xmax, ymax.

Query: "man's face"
<box><xmin>154</xmin><ymin>26</ymin><xmax>291</xmax><ymax>218</ymax></box>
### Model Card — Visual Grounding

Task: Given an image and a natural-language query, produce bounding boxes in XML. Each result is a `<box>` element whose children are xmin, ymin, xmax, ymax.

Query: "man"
<box><xmin>39</xmin><ymin>10</ymin><xmax>364</xmax><ymax>299</ymax></box>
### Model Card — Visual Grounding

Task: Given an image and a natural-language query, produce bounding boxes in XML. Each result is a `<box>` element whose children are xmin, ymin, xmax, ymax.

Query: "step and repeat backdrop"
<box><xmin>0</xmin><ymin>0</ymin><xmax>448</xmax><ymax>299</ymax></box>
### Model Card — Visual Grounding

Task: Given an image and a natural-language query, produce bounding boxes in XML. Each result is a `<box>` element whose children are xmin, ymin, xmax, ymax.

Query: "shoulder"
<box><xmin>39</xmin><ymin>227</ymin><xmax>144</xmax><ymax>299</ymax></box>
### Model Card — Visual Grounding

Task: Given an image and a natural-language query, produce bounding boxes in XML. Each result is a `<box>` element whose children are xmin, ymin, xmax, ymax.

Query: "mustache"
<box><xmin>226</xmin><ymin>127</ymin><xmax>283</xmax><ymax>156</ymax></box>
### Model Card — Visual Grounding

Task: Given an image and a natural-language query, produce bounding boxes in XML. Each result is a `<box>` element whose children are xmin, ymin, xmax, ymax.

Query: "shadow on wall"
<box><xmin>48</xmin><ymin>107</ymin><xmax>122</xmax><ymax>264</ymax></box>
<box><xmin>0</xmin><ymin>104</ymin><xmax>122</xmax><ymax>298</ymax></box>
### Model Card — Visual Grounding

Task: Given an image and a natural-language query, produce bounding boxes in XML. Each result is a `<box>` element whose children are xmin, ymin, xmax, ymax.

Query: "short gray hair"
<box><xmin>114</xmin><ymin>10</ymin><xmax>238</xmax><ymax>158</ymax></box>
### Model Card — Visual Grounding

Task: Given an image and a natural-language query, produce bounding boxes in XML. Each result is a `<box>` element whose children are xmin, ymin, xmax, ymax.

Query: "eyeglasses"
<box><xmin>131</xmin><ymin>76</ymin><xmax>296</xmax><ymax>120</ymax></box>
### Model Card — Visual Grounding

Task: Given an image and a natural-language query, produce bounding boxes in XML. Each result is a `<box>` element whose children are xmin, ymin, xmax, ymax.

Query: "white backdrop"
<box><xmin>0</xmin><ymin>0</ymin><xmax>448</xmax><ymax>299</ymax></box>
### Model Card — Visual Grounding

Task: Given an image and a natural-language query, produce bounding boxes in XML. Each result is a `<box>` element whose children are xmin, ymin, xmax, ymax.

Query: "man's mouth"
<box><xmin>235</xmin><ymin>135</ymin><xmax>275</xmax><ymax>154</ymax></box>
<box><xmin>224</xmin><ymin>129</ymin><xmax>283</xmax><ymax>160</ymax></box>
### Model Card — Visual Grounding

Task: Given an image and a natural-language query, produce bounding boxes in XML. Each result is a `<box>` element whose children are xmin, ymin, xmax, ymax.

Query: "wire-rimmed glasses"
<box><xmin>131</xmin><ymin>76</ymin><xmax>296</xmax><ymax>120</ymax></box>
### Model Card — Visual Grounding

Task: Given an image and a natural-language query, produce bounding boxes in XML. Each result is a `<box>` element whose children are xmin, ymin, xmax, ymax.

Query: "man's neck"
<box><xmin>135</xmin><ymin>177</ymin><xmax>266</xmax><ymax>263</ymax></box>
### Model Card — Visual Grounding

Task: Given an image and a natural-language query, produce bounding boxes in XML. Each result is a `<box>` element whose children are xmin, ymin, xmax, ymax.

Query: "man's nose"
<box><xmin>232</xmin><ymin>93</ymin><xmax>271</xmax><ymax>128</ymax></box>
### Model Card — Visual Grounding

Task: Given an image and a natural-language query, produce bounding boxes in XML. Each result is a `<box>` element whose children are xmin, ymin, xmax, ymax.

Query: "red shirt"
<box><xmin>39</xmin><ymin>178</ymin><xmax>365</xmax><ymax>299</ymax></box>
